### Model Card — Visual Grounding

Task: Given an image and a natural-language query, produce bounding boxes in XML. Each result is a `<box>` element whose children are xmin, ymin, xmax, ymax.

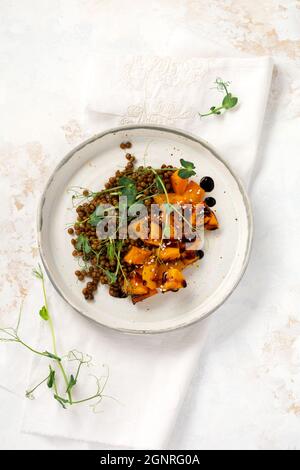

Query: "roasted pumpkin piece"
<box><xmin>182</xmin><ymin>257</ymin><xmax>198</xmax><ymax>267</ymax></box>
<box><xmin>153</xmin><ymin>208</ymin><xmax>182</xmax><ymax>241</ymax></box>
<box><xmin>165</xmin><ymin>259</ymin><xmax>186</xmax><ymax>271</ymax></box>
<box><xmin>142</xmin><ymin>260</ymin><xmax>158</xmax><ymax>289</ymax></box>
<box><xmin>123</xmin><ymin>246</ymin><xmax>152</xmax><ymax>264</ymax></box>
<box><xmin>149</xmin><ymin>220</ymin><xmax>161</xmax><ymax>238</ymax></box>
<box><xmin>171</xmin><ymin>170</ymin><xmax>189</xmax><ymax>195</ymax></box>
<box><xmin>156</xmin><ymin>245</ymin><xmax>180</xmax><ymax>261</ymax></box>
<box><xmin>124</xmin><ymin>273</ymin><xmax>149</xmax><ymax>295</ymax></box>
<box><xmin>160</xmin><ymin>268</ymin><xmax>187</xmax><ymax>292</ymax></box>
<box><xmin>181</xmin><ymin>251</ymin><xmax>200</xmax><ymax>266</ymax></box>
<box><xmin>190</xmin><ymin>203</ymin><xmax>205</xmax><ymax>226</ymax></box>
<box><xmin>160</xmin><ymin>256</ymin><xmax>198</xmax><ymax>272</ymax></box>
<box><xmin>167</xmin><ymin>214</ymin><xmax>183</xmax><ymax>240</ymax></box>
<box><xmin>132</xmin><ymin>289</ymin><xmax>158</xmax><ymax>304</ymax></box>
<box><xmin>153</xmin><ymin>193</ymin><xmax>186</xmax><ymax>205</ymax></box>
<box><xmin>184</xmin><ymin>181</ymin><xmax>205</xmax><ymax>204</ymax></box>
<box><xmin>169</xmin><ymin>222</ymin><xmax>179</xmax><ymax>241</ymax></box>
<box><xmin>144</xmin><ymin>227</ymin><xmax>160</xmax><ymax>246</ymax></box>
<box><xmin>144</xmin><ymin>238</ymin><xmax>161</xmax><ymax>247</ymax></box>
<box><xmin>156</xmin><ymin>263</ymin><xmax>168</xmax><ymax>284</ymax></box>
<box><xmin>153</xmin><ymin>194</ymin><xmax>165</xmax><ymax>205</ymax></box>
<box><xmin>204</xmin><ymin>207</ymin><xmax>219</xmax><ymax>230</ymax></box>
<box><xmin>128</xmin><ymin>216</ymin><xmax>148</xmax><ymax>239</ymax></box>
<box><xmin>144</xmin><ymin>221</ymin><xmax>161</xmax><ymax>246</ymax></box>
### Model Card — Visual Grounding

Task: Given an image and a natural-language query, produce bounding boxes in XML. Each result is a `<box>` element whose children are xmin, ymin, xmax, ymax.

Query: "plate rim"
<box><xmin>37</xmin><ymin>124</ymin><xmax>253</xmax><ymax>335</ymax></box>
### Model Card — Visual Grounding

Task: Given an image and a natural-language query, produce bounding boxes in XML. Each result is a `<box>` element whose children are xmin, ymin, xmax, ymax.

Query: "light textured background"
<box><xmin>1</xmin><ymin>0</ymin><xmax>300</xmax><ymax>449</ymax></box>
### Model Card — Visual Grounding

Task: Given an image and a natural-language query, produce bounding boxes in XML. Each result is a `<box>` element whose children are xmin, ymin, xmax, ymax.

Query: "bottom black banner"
<box><xmin>3</xmin><ymin>448</ymin><xmax>289</xmax><ymax>462</ymax></box>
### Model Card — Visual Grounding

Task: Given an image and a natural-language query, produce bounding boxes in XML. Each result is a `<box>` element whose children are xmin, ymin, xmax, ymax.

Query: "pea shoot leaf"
<box><xmin>222</xmin><ymin>93</ymin><xmax>238</xmax><ymax>109</ymax></box>
<box><xmin>66</xmin><ymin>374</ymin><xmax>76</xmax><ymax>393</ymax></box>
<box><xmin>75</xmin><ymin>234</ymin><xmax>91</xmax><ymax>254</ymax></box>
<box><xmin>119</xmin><ymin>176</ymin><xmax>137</xmax><ymax>206</ymax></box>
<box><xmin>178</xmin><ymin>168</ymin><xmax>196</xmax><ymax>179</ymax></box>
<box><xmin>104</xmin><ymin>270</ymin><xmax>117</xmax><ymax>284</ymax></box>
<box><xmin>47</xmin><ymin>366</ymin><xmax>55</xmax><ymax>388</ymax></box>
<box><xmin>177</xmin><ymin>159</ymin><xmax>196</xmax><ymax>179</ymax></box>
<box><xmin>39</xmin><ymin>305</ymin><xmax>49</xmax><ymax>321</ymax></box>
<box><xmin>155</xmin><ymin>175</ymin><xmax>165</xmax><ymax>194</ymax></box>
<box><xmin>180</xmin><ymin>159</ymin><xmax>195</xmax><ymax>170</ymax></box>
<box><xmin>89</xmin><ymin>210</ymin><xmax>103</xmax><ymax>227</ymax></box>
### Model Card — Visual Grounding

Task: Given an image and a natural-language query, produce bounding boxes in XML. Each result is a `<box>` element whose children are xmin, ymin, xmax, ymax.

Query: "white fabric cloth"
<box><xmin>1</xmin><ymin>55</ymin><xmax>272</xmax><ymax>449</ymax></box>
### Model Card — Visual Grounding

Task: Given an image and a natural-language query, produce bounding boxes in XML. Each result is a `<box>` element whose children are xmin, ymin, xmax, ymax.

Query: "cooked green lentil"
<box><xmin>68</xmin><ymin>143</ymin><xmax>175</xmax><ymax>300</ymax></box>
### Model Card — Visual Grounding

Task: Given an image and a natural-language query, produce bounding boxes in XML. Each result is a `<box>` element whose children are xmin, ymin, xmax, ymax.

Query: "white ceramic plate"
<box><xmin>37</xmin><ymin>125</ymin><xmax>252</xmax><ymax>334</ymax></box>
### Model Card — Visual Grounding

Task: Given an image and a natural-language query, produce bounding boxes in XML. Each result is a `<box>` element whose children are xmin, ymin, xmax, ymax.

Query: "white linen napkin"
<box><xmin>86</xmin><ymin>55</ymin><xmax>273</xmax><ymax>186</ymax></box>
<box><xmin>18</xmin><ymin>55</ymin><xmax>272</xmax><ymax>449</ymax></box>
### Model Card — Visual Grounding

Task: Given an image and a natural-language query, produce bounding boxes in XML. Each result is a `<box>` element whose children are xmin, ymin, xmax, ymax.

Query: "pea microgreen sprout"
<box><xmin>177</xmin><ymin>159</ymin><xmax>196</xmax><ymax>179</ymax></box>
<box><xmin>0</xmin><ymin>265</ymin><xmax>110</xmax><ymax>410</ymax></box>
<box><xmin>199</xmin><ymin>78</ymin><xmax>238</xmax><ymax>117</ymax></box>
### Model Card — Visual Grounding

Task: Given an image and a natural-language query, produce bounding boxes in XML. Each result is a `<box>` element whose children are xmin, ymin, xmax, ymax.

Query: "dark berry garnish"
<box><xmin>200</xmin><ymin>176</ymin><xmax>214</xmax><ymax>192</ymax></box>
<box><xmin>204</xmin><ymin>197</ymin><xmax>216</xmax><ymax>207</ymax></box>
